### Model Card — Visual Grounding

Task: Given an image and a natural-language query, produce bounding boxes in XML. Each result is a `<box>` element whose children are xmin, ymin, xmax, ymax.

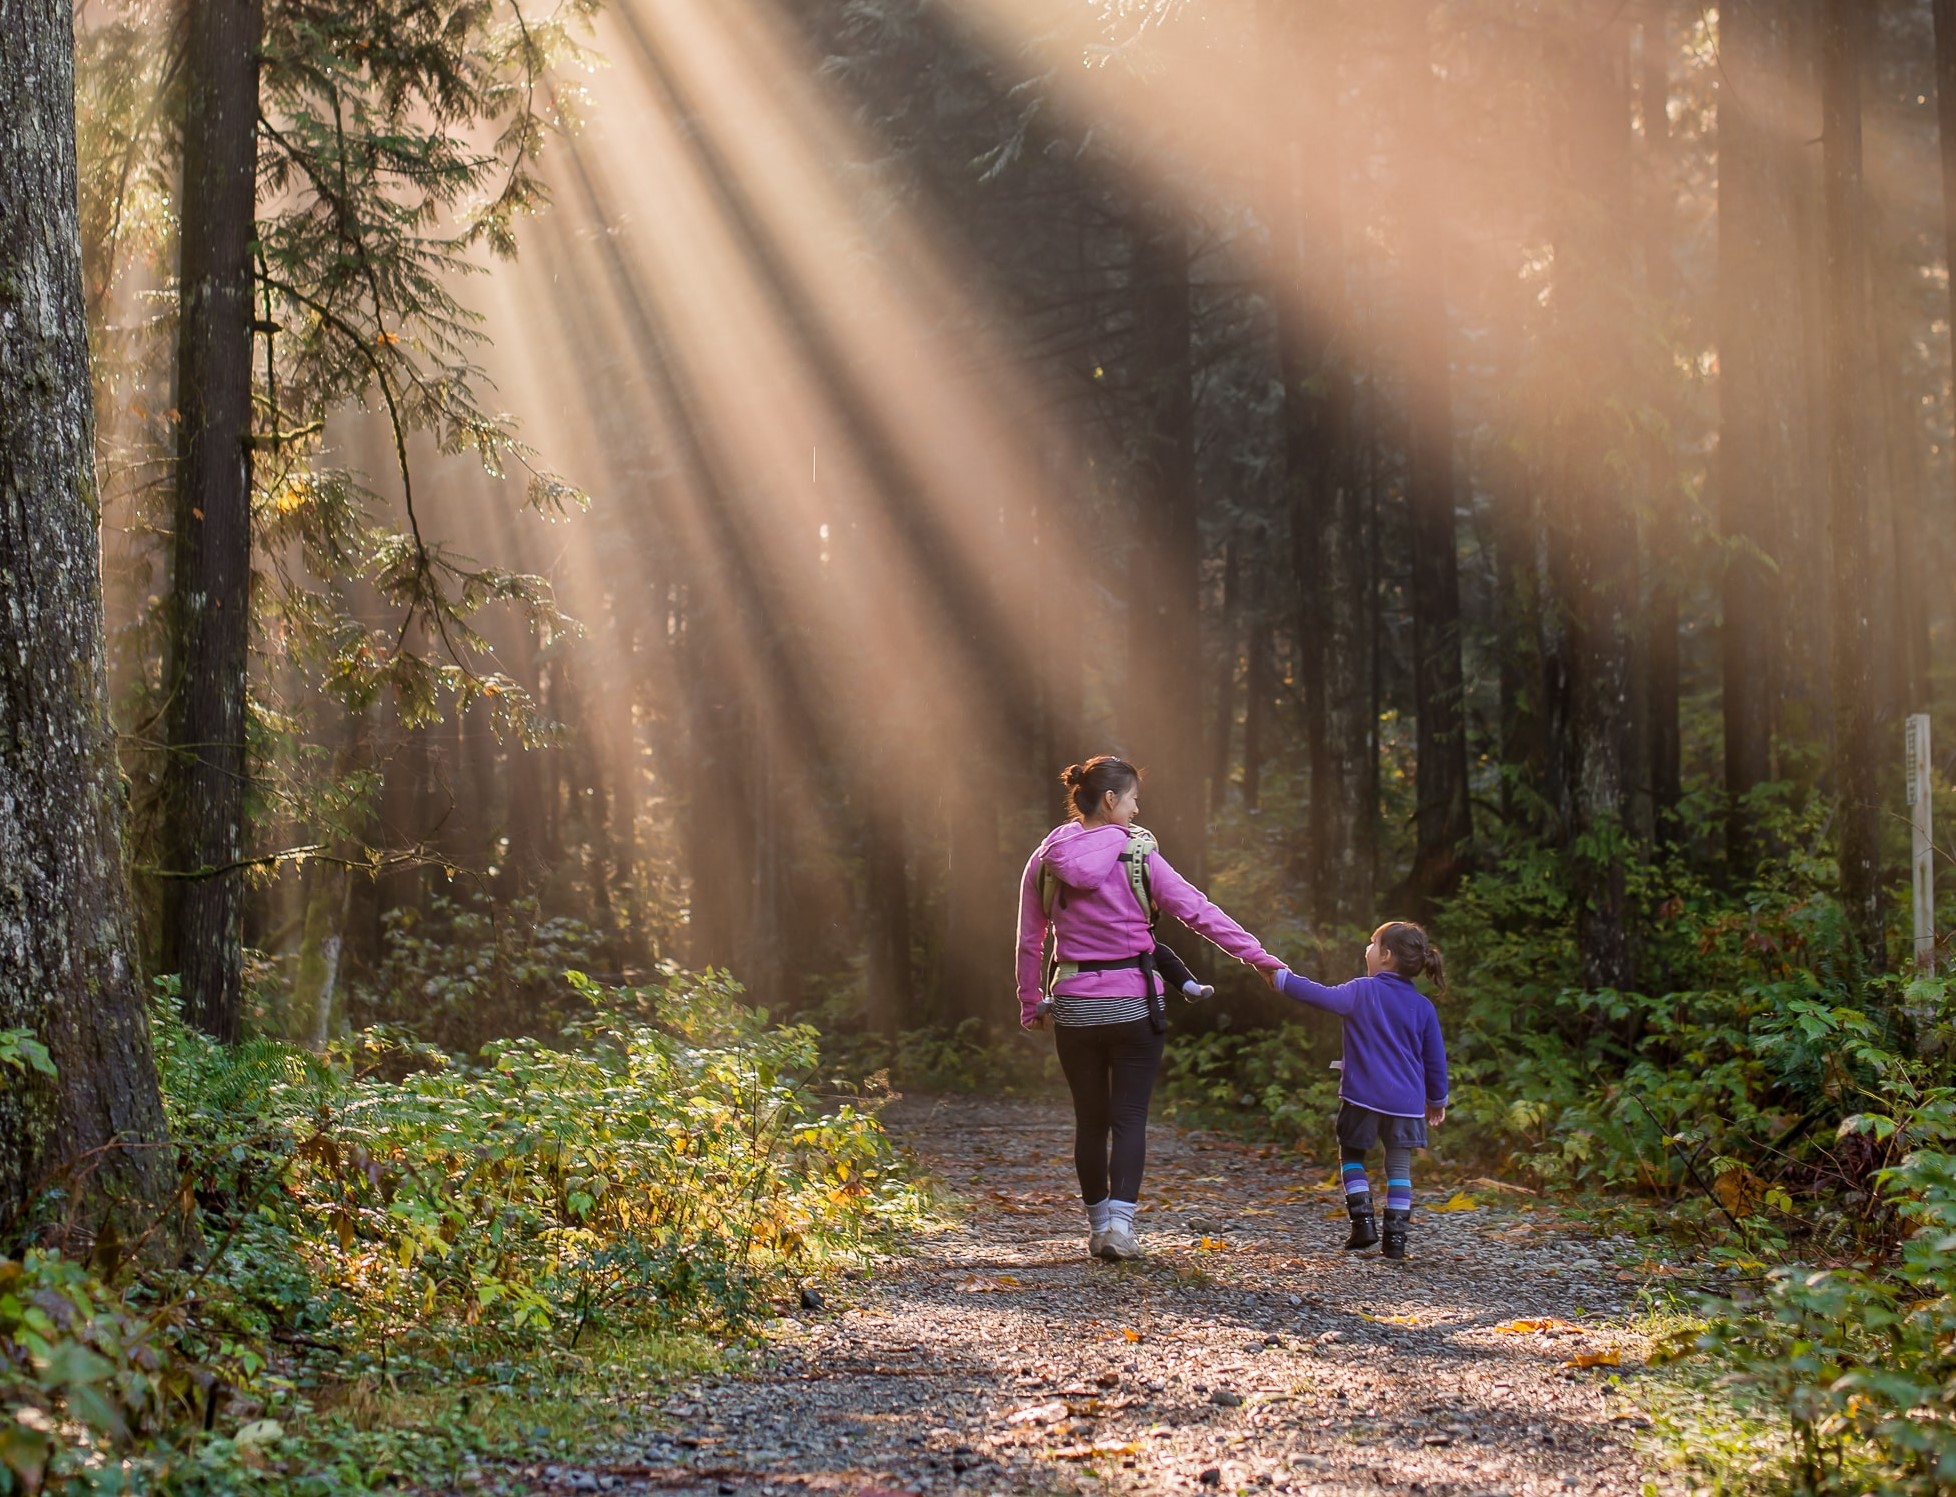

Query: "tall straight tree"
<box><xmin>0</xmin><ymin>0</ymin><xmax>176</xmax><ymax>1237</ymax></box>
<box><xmin>1717</xmin><ymin>0</ymin><xmax>1806</xmax><ymax>871</ymax></box>
<box><xmin>159</xmin><ymin>0</ymin><xmax>262</xmax><ymax>1042</ymax></box>
<box><xmin>1126</xmin><ymin>205</ymin><xmax>1206</xmax><ymax>880</ymax></box>
<box><xmin>1277</xmin><ymin>3</ymin><xmax>1376</xmax><ymax>934</ymax></box>
<box><xmin>1548</xmin><ymin>7</ymin><xmax>1639</xmax><ymax>992</ymax></box>
<box><xmin>1935</xmin><ymin>0</ymin><xmax>1956</xmax><ymax>542</ymax></box>
<box><xmin>1640</xmin><ymin>0</ymin><xmax>1683</xmax><ymax>831</ymax></box>
<box><xmin>1399</xmin><ymin>0</ymin><xmax>1471</xmax><ymax>907</ymax></box>
<box><xmin>1820</xmin><ymin>0</ymin><xmax>1885</xmax><ymax>966</ymax></box>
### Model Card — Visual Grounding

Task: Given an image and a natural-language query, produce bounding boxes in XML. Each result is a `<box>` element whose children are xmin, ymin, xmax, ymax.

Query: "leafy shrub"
<box><xmin>1</xmin><ymin>968</ymin><xmax>926</xmax><ymax>1493</ymax></box>
<box><xmin>352</xmin><ymin>893</ymin><xmax>603</xmax><ymax>1050</ymax></box>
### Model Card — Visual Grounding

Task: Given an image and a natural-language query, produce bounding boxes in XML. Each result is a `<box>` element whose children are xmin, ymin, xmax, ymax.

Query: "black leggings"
<box><xmin>1054</xmin><ymin>1018</ymin><xmax>1166</xmax><ymax>1205</ymax></box>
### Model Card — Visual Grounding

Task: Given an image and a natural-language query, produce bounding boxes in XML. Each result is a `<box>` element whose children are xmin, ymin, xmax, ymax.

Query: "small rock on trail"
<box><xmin>508</xmin><ymin>1096</ymin><xmax>1655</xmax><ymax>1496</ymax></box>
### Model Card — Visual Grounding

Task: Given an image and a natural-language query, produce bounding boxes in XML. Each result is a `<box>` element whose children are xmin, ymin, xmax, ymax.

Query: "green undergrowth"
<box><xmin>1</xmin><ymin>968</ymin><xmax>930</xmax><ymax>1494</ymax></box>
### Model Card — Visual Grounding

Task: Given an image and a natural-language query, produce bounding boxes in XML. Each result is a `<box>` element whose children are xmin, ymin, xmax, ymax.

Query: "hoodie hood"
<box><xmin>1038</xmin><ymin>821</ymin><xmax>1129</xmax><ymax>890</ymax></box>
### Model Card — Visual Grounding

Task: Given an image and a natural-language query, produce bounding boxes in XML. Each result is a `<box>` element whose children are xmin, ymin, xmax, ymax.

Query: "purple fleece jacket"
<box><xmin>1015</xmin><ymin>822</ymin><xmax>1278</xmax><ymax>1025</ymax></box>
<box><xmin>1273</xmin><ymin>968</ymin><xmax>1449</xmax><ymax>1119</ymax></box>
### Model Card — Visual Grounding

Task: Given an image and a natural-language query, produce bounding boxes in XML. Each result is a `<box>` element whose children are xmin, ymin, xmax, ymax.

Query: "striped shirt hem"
<box><xmin>1053</xmin><ymin>993</ymin><xmax>1152</xmax><ymax>1026</ymax></box>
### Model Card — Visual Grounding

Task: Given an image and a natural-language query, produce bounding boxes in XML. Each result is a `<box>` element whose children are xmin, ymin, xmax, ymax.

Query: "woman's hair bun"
<box><xmin>1061</xmin><ymin>763</ymin><xmax>1086</xmax><ymax>788</ymax></box>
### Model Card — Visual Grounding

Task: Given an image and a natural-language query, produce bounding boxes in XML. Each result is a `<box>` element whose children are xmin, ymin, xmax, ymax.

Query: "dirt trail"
<box><xmin>520</xmin><ymin>1096</ymin><xmax>1658</xmax><ymax>1497</ymax></box>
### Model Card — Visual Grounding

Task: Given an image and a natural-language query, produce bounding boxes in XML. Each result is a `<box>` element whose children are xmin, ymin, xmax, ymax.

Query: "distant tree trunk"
<box><xmin>1871</xmin><ymin>216</ymin><xmax>1932</xmax><ymax>715</ymax></box>
<box><xmin>289</xmin><ymin>713</ymin><xmax>363</xmax><ymax>1047</ymax></box>
<box><xmin>1551</xmin><ymin>9</ymin><xmax>1639</xmax><ymax>992</ymax></box>
<box><xmin>1126</xmin><ymin>207</ymin><xmax>1205</xmax><ymax>880</ymax></box>
<box><xmin>1277</xmin><ymin>12</ymin><xmax>1375</xmax><ymax>933</ymax></box>
<box><xmin>1820</xmin><ymin>0</ymin><xmax>1885</xmax><ymax>967</ymax></box>
<box><xmin>1209</xmin><ymin>536</ymin><xmax>1241</xmax><ymax>816</ymax></box>
<box><xmin>0</xmin><ymin>3</ymin><xmax>177</xmax><ymax>1240</ymax></box>
<box><xmin>1400</xmin><ymin>0</ymin><xmax>1471</xmax><ymax>910</ymax></box>
<box><xmin>1641</xmin><ymin>0</ymin><xmax>1683</xmax><ymax>833</ymax></box>
<box><xmin>1242</xmin><ymin>604</ymin><xmax>1272</xmax><ymax>814</ymax></box>
<box><xmin>158</xmin><ymin>0</ymin><xmax>261</xmax><ymax>1043</ymax></box>
<box><xmin>863</xmin><ymin>792</ymin><xmax>910</xmax><ymax>1041</ymax></box>
<box><xmin>1935</xmin><ymin>0</ymin><xmax>1956</xmax><ymax>579</ymax></box>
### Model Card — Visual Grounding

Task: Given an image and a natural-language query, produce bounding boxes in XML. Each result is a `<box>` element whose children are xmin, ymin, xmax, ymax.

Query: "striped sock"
<box><xmin>1341</xmin><ymin>1160</ymin><xmax>1370</xmax><ymax>1198</ymax></box>
<box><xmin>1384</xmin><ymin>1143</ymin><xmax>1414</xmax><ymax>1212</ymax></box>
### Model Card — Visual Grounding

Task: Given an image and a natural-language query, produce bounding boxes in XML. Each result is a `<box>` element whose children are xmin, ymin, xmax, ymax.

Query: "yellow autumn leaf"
<box><xmin>1429</xmin><ymin>1191</ymin><xmax>1481</xmax><ymax>1212</ymax></box>
<box><xmin>1494</xmin><ymin>1317</ymin><xmax>1582</xmax><ymax>1335</ymax></box>
<box><xmin>1121</xmin><ymin>1327</ymin><xmax>1143</xmax><ymax>1343</ymax></box>
<box><xmin>957</xmin><ymin>1274</ymin><xmax>1022</xmax><ymax>1292</ymax></box>
<box><xmin>1052</xmin><ymin>1441</ymin><xmax>1141</xmax><ymax>1460</ymax></box>
<box><xmin>1564</xmin><ymin>1351</ymin><xmax>1621</xmax><ymax>1369</ymax></box>
<box><xmin>1198</xmin><ymin>1236</ymin><xmax>1229</xmax><ymax>1251</ymax></box>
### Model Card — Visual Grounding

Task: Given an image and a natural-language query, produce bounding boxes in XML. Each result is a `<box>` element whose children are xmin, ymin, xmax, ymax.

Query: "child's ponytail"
<box><xmin>1376</xmin><ymin>921</ymin><xmax>1449</xmax><ymax>997</ymax></box>
<box><xmin>1422</xmin><ymin>943</ymin><xmax>1448</xmax><ymax>997</ymax></box>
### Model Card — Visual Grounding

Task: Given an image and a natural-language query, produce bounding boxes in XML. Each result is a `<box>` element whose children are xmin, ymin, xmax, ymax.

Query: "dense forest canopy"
<box><xmin>57</xmin><ymin>0</ymin><xmax>1955</xmax><ymax>1051</ymax></box>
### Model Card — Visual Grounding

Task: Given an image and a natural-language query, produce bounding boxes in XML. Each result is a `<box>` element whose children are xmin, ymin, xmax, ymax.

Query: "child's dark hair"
<box><xmin>1060</xmin><ymin>756</ymin><xmax>1141</xmax><ymax>822</ymax></box>
<box><xmin>1375</xmin><ymin>921</ymin><xmax>1448</xmax><ymax>995</ymax></box>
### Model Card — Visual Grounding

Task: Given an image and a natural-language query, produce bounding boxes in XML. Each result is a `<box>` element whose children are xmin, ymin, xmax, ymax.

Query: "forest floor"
<box><xmin>499</xmin><ymin>1096</ymin><xmax>1669</xmax><ymax>1497</ymax></box>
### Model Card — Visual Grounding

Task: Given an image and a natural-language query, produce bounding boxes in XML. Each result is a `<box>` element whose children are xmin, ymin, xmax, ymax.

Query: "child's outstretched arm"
<box><xmin>1422</xmin><ymin>1001</ymin><xmax>1450</xmax><ymax>1123</ymax></box>
<box><xmin>1267</xmin><ymin>967</ymin><xmax>1364</xmax><ymax>1016</ymax></box>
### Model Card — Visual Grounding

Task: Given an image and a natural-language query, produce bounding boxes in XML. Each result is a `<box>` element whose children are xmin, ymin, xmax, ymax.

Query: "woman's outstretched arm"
<box><xmin>1146</xmin><ymin>853</ymin><xmax>1281</xmax><ymax>969</ymax></box>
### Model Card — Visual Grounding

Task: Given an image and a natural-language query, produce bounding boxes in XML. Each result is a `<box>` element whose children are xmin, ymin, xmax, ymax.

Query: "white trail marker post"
<box><xmin>1908</xmin><ymin>713</ymin><xmax>1934</xmax><ymax>972</ymax></box>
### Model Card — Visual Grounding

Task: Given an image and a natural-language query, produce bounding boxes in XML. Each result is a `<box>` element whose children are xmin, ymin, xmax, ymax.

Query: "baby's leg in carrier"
<box><xmin>1153</xmin><ymin>943</ymin><xmax>1213</xmax><ymax>1001</ymax></box>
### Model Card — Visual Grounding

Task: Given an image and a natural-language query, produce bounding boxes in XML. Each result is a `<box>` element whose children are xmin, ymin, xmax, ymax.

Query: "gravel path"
<box><xmin>518</xmin><ymin>1095</ymin><xmax>1658</xmax><ymax>1497</ymax></box>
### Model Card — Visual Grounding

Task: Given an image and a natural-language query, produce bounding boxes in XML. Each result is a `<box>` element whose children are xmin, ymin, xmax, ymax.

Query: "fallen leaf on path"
<box><xmin>1197</xmin><ymin>1236</ymin><xmax>1229</xmax><ymax>1251</ymax></box>
<box><xmin>1428</xmin><ymin>1191</ymin><xmax>1481</xmax><ymax>1212</ymax></box>
<box><xmin>1120</xmin><ymin>1327</ymin><xmax>1143</xmax><ymax>1343</ymax></box>
<box><xmin>1050</xmin><ymin>1441</ymin><xmax>1140</xmax><ymax>1460</ymax></box>
<box><xmin>1467</xmin><ymin>1176</ymin><xmax>1539</xmax><ymax>1196</ymax></box>
<box><xmin>1359</xmin><ymin>1312</ymin><xmax>1420</xmax><ymax>1326</ymax></box>
<box><xmin>1564</xmin><ymin>1351</ymin><xmax>1621</xmax><ymax>1369</ymax></box>
<box><xmin>958</xmin><ymin>1275</ymin><xmax>1022</xmax><ymax>1292</ymax></box>
<box><xmin>1006</xmin><ymin>1402</ymin><xmax>1071</xmax><ymax>1426</ymax></box>
<box><xmin>1493</xmin><ymin>1318</ymin><xmax>1582</xmax><ymax>1336</ymax></box>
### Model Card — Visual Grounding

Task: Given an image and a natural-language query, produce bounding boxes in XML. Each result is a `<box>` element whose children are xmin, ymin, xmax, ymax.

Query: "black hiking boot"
<box><xmin>1343</xmin><ymin>1193</ymin><xmax>1379</xmax><ymax>1251</ymax></box>
<box><xmin>1381</xmin><ymin>1208</ymin><xmax>1411</xmax><ymax>1260</ymax></box>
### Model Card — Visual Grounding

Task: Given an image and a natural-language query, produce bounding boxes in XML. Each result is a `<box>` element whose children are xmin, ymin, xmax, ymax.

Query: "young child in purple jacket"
<box><xmin>1264</xmin><ymin>921</ymin><xmax>1449</xmax><ymax>1261</ymax></box>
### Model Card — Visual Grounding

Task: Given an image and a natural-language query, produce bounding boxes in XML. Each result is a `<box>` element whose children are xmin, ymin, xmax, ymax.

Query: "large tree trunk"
<box><xmin>1126</xmin><ymin>207</ymin><xmax>1206</xmax><ymax>882</ymax></box>
<box><xmin>1551</xmin><ymin>9</ymin><xmax>1639</xmax><ymax>992</ymax></box>
<box><xmin>1820</xmin><ymin>0</ymin><xmax>1885</xmax><ymax>967</ymax></box>
<box><xmin>1400</xmin><ymin>0</ymin><xmax>1471</xmax><ymax>910</ymax></box>
<box><xmin>158</xmin><ymin>0</ymin><xmax>262</xmax><ymax>1042</ymax></box>
<box><xmin>0</xmin><ymin>2</ymin><xmax>177</xmax><ymax>1242</ymax></box>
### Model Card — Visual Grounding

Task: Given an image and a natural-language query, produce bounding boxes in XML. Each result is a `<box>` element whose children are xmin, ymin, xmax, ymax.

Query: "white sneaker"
<box><xmin>1088</xmin><ymin>1229</ymin><xmax>1108</xmax><ymax>1259</ymax></box>
<box><xmin>1097</xmin><ymin>1227</ymin><xmax>1141</xmax><ymax>1261</ymax></box>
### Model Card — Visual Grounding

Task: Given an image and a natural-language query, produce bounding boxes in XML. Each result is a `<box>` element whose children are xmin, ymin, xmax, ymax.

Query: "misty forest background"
<box><xmin>13</xmin><ymin>0</ymin><xmax>1956</xmax><ymax>1489</ymax></box>
<box><xmin>79</xmin><ymin>0</ymin><xmax>1952</xmax><ymax>1057</ymax></box>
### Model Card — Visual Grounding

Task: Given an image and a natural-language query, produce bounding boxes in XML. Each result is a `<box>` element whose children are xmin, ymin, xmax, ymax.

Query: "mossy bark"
<box><xmin>0</xmin><ymin>3</ymin><xmax>178</xmax><ymax>1248</ymax></box>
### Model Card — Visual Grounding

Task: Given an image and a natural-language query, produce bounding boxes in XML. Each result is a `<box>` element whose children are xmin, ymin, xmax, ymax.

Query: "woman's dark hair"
<box><xmin>1060</xmin><ymin>756</ymin><xmax>1142</xmax><ymax>822</ymax></box>
<box><xmin>1374</xmin><ymin>921</ymin><xmax>1448</xmax><ymax>995</ymax></box>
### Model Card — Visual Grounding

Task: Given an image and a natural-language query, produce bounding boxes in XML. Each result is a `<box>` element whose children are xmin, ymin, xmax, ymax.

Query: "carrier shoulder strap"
<box><xmin>1120</xmin><ymin>826</ymin><xmax>1159</xmax><ymax>930</ymax></box>
<box><xmin>1038</xmin><ymin>826</ymin><xmax>1158</xmax><ymax>924</ymax></box>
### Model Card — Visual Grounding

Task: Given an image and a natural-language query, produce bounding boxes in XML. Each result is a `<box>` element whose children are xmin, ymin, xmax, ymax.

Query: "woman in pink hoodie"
<box><xmin>1016</xmin><ymin>755</ymin><xmax>1280</xmax><ymax>1260</ymax></box>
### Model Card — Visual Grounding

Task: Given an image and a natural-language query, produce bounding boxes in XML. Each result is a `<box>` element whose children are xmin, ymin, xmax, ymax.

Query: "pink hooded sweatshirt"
<box><xmin>1015</xmin><ymin>822</ymin><xmax>1278</xmax><ymax>1025</ymax></box>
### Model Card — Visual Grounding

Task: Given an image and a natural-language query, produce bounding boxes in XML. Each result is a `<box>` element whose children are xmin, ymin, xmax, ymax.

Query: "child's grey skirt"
<box><xmin>1336</xmin><ymin>1101</ymin><xmax>1429</xmax><ymax>1152</ymax></box>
